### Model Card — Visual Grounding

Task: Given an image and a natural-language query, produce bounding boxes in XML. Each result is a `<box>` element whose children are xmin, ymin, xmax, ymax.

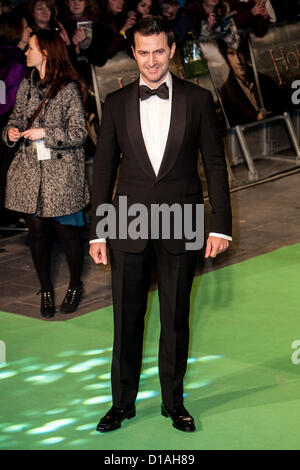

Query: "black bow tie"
<box><xmin>139</xmin><ymin>82</ymin><xmax>169</xmax><ymax>101</ymax></box>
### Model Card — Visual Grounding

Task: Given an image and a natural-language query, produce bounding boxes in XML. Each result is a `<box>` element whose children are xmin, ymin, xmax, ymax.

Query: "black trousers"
<box><xmin>110</xmin><ymin>240</ymin><xmax>198</xmax><ymax>410</ymax></box>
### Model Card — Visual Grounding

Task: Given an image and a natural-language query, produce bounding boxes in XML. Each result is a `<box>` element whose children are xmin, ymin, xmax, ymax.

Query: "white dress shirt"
<box><xmin>90</xmin><ymin>72</ymin><xmax>232</xmax><ymax>243</ymax></box>
<box><xmin>139</xmin><ymin>72</ymin><xmax>172</xmax><ymax>176</ymax></box>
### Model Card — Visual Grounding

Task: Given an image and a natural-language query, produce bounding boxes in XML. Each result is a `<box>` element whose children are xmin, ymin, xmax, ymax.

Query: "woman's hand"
<box><xmin>122</xmin><ymin>12</ymin><xmax>137</xmax><ymax>33</ymax></box>
<box><xmin>58</xmin><ymin>21</ymin><xmax>71</xmax><ymax>46</ymax></box>
<box><xmin>21</xmin><ymin>128</ymin><xmax>46</xmax><ymax>141</ymax></box>
<box><xmin>8</xmin><ymin>127</ymin><xmax>22</xmax><ymax>142</ymax></box>
<box><xmin>207</xmin><ymin>12</ymin><xmax>216</xmax><ymax>29</ymax></box>
<box><xmin>251</xmin><ymin>2</ymin><xmax>267</xmax><ymax>17</ymax></box>
<box><xmin>73</xmin><ymin>27</ymin><xmax>87</xmax><ymax>46</ymax></box>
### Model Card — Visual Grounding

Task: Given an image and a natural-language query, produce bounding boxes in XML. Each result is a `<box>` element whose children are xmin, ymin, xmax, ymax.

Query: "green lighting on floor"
<box><xmin>81</xmin><ymin>349</ymin><xmax>105</xmax><ymax>356</ymax></box>
<box><xmin>136</xmin><ymin>391</ymin><xmax>159</xmax><ymax>401</ymax></box>
<box><xmin>0</xmin><ymin>371</ymin><xmax>17</xmax><ymax>379</ymax></box>
<box><xmin>65</xmin><ymin>358</ymin><xmax>109</xmax><ymax>373</ymax></box>
<box><xmin>83</xmin><ymin>382</ymin><xmax>111</xmax><ymax>390</ymax></box>
<box><xmin>42</xmin><ymin>363</ymin><xmax>70</xmax><ymax>372</ymax></box>
<box><xmin>185</xmin><ymin>380</ymin><xmax>211</xmax><ymax>389</ymax></box>
<box><xmin>2</xmin><ymin>424</ymin><xmax>29</xmax><ymax>432</ymax></box>
<box><xmin>198</xmin><ymin>355</ymin><xmax>224</xmax><ymax>362</ymax></box>
<box><xmin>45</xmin><ymin>409</ymin><xmax>68</xmax><ymax>416</ymax></box>
<box><xmin>2</xmin><ymin>244</ymin><xmax>300</xmax><ymax>449</ymax></box>
<box><xmin>27</xmin><ymin>419</ymin><xmax>76</xmax><ymax>435</ymax></box>
<box><xmin>39</xmin><ymin>437</ymin><xmax>65</xmax><ymax>445</ymax></box>
<box><xmin>142</xmin><ymin>366</ymin><xmax>158</xmax><ymax>377</ymax></box>
<box><xmin>83</xmin><ymin>395</ymin><xmax>111</xmax><ymax>405</ymax></box>
<box><xmin>75</xmin><ymin>423</ymin><xmax>96</xmax><ymax>431</ymax></box>
<box><xmin>24</xmin><ymin>373</ymin><xmax>64</xmax><ymax>384</ymax></box>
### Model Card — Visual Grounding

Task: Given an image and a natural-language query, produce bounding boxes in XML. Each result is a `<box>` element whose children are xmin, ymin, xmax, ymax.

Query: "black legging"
<box><xmin>27</xmin><ymin>215</ymin><xmax>83</xmax><ymax>290</ymax></box>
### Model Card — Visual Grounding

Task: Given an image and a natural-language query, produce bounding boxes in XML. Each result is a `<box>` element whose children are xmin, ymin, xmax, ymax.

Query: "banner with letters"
<box><xmin>249</xmin><ymin>22</ymin><xmax>300</xmax><ymax>108</ymax></box>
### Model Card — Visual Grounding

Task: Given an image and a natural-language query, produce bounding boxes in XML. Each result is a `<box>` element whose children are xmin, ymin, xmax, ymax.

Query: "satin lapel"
<box><xmin>125</xmin><ymin>80</ymin><xmax>157</xmax><ymax>179</ymax></box>
<box><xmin>156</xmin><ymin>74</ymin><xmax>187</xmax><ymax>181</ymax></box>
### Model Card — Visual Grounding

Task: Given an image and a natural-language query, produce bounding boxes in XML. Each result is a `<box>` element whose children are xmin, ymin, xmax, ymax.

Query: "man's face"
<box><xmin>132</xmin><ymin>32</ymin><xmax>176</xmax><ymax>87</ymax></box>
<box><xmin>226</xmin><ymin>48</ymin><xmax>247</xmax><ymax>80</ymax></box>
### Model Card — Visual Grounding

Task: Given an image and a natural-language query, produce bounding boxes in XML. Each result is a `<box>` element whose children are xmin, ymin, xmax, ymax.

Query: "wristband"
<box><xmin>119</xmin><ymin>29</ymin><xmax>127</xmax><ymax>39</ymax></box>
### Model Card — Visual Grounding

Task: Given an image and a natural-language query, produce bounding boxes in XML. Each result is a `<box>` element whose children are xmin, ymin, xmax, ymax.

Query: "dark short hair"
<box><xmin>217</xmin><ymin>38</ymin><xmax>250</xmax><ymax>64</ymax></box>
<box><xmin>158</xmin><ymin>0</ymin><xmax>180</xmax><ymax>9</ymax></box>
<box><xmin>128</xmin><ymin>16</ymin><xmax>175</xmax><ymax>50</ymax></box>
<box><xmin>0</xmin><ymin>11</ymin><xmax>25</xmax><ymax>45</ymax></box>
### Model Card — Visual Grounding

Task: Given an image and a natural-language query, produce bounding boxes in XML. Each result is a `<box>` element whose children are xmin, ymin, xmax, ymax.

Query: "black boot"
<box><xmin>40</xmin><ymin>286</ymin><xmax>55</xmax><ymax>318</ymax></box>
<box><xmin>60</xmin><ymin>283</ymin><xmax>83</xmax><ymax>314</ymax></box>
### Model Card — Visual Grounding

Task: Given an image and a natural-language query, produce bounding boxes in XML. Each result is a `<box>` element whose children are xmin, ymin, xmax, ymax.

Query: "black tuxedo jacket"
<box><xmin>90</xmin><ymin>73</ymin><xmax>232</xmax><ymax>253</ymax></box>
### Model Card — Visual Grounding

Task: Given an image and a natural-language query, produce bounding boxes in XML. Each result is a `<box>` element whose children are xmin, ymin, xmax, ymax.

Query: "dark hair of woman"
<box><xmin>63</xmin><ymin>0</ymin><xmax>101</xmax><ymax>20</ymax></box>
<box><xmin>200</xmin><ymin>0</ymin><xmax>228</xmax><ymax>19</ymax></box>
<box><xmin>127</xmin><ymin>0</ymin><xmax>153</xmax><ymax>19</ymax></box>
<box><xmin>98</xmin><ymin>0</ymin><xmax>128</xmax><ymax>29</ymax></box>
<box><xmin>33</xmin><ymin>29</ymin><xmax>87</xmax><ymax>101</ymax></box>
<box><xmin>28</xmin><ymin>0</ymin><xmax>58</xmax><ymax>30</ymax></box>
<box><xmin>28</xmin><ymin>0</ymin><xmax>56</xmax><ymax>21</ymax></box>
<box><xmin>0</xmin><ymin>11</ymin><xmax>25</xmax><ymax>45</ymax></box>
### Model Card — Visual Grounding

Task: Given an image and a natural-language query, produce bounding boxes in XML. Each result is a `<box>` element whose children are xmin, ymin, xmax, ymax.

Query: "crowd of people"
<box><xmin>1</xmin><ymin>0</ymin><xmax>298</xmax><ymax>123</ymax></box>
<box><xmin>0</xmin><ymin>0</ymin><xmax>299</xmax><ymax>318</ymax></box>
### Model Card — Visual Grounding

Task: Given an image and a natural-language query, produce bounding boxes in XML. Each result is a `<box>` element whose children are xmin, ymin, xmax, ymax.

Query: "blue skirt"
<box><xmin>55</xmin><ymin>210</ymin><xmax>85</xmax><ymax>227</ymax></box>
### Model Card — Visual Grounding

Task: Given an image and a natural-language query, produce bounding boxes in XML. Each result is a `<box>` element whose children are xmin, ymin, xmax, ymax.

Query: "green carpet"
<box><xmin>1</xmin><ymin>244</ymin><xmax>300</xmax><ymax>450</ymax></box>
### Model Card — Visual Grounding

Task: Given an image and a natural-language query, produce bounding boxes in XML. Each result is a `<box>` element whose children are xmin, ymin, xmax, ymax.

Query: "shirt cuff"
<box><xmin>209</xmin><ymin>232</ymin><xmax>232</xmax><ymax>242</ymax></box>
<box><xmin>90</xmin><ymin>235</ymin><xmax>232</xmax><ymax>243</ymax></box>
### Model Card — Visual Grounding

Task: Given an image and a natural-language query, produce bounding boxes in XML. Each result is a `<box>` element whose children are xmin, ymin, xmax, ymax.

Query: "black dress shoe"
<box><xmin>96</xmin><ymin>404</ymin><xmax>136</xmax><ymax>433</ymax></box>
<box><xmin>60</xmin><ymin>283</ymin><xmax>83</xmax><ymax>314</ymax></box>
<box><xmin>40</xmin><ymin>287</ymin><xmax>55</xmax><ymax>318</ymax></box>
<box><xmin>161</xmin><ymin>403</ymin><xmax>195</xmax><ymax>432</ymax></box>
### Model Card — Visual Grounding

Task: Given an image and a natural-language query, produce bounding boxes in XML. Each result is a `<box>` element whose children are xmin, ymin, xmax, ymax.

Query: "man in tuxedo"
<box><xmin>89</xmin><ymin>17</ymin><xmax>232</xmax><ymax>433</ymax></box>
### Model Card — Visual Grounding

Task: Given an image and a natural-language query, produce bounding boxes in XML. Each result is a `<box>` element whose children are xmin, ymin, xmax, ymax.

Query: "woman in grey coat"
<box><xmin>3</xmin><ymin>30</ymin><xmax>90</xmax><ymax>318</ymax></box>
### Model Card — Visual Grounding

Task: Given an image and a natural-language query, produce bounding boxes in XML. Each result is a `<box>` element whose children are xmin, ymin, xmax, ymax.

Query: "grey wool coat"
<box><xmin>3</xmin><ymin>72</ymin><xmax>90</xmax><ymax>217</ymax></box>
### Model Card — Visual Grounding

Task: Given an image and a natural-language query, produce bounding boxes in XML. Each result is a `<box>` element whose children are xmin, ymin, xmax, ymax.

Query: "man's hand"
<box><xmin>205</xmin><ymin>236</ymin><xmax>229</xmax><ymax>258</ymax></box>
<box><xmin>89</xmin><ymin>242</ymin><xmax>108</xmax><ymax>265</ymax></box>
<box><xmin>21</xmin><ymin>128</ymin><xmax>45</xmax><ymax>141</ymax></box>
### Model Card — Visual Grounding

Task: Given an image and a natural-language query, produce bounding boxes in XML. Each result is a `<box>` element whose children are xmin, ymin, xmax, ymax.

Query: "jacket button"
<box><xmin>25</xmin><ymin>140</ymin><xmax>30</xmax><ymax>147</ymax></box>
<box><xmin>57</xmin><ymin>153</ymin><xmax>62</xmax><ymax>159</ymax></box>
<box><xmin>57</xmin><ymin>140</ymin><xmax>62</xmax><ymax>146</ymax></box>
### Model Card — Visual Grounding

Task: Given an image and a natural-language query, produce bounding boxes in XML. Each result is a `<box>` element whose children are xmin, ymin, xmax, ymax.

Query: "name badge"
<box><xmin>36</xmin><ymin>139</ymin><xmax>51</xmax><ymax>161</ymax></box>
